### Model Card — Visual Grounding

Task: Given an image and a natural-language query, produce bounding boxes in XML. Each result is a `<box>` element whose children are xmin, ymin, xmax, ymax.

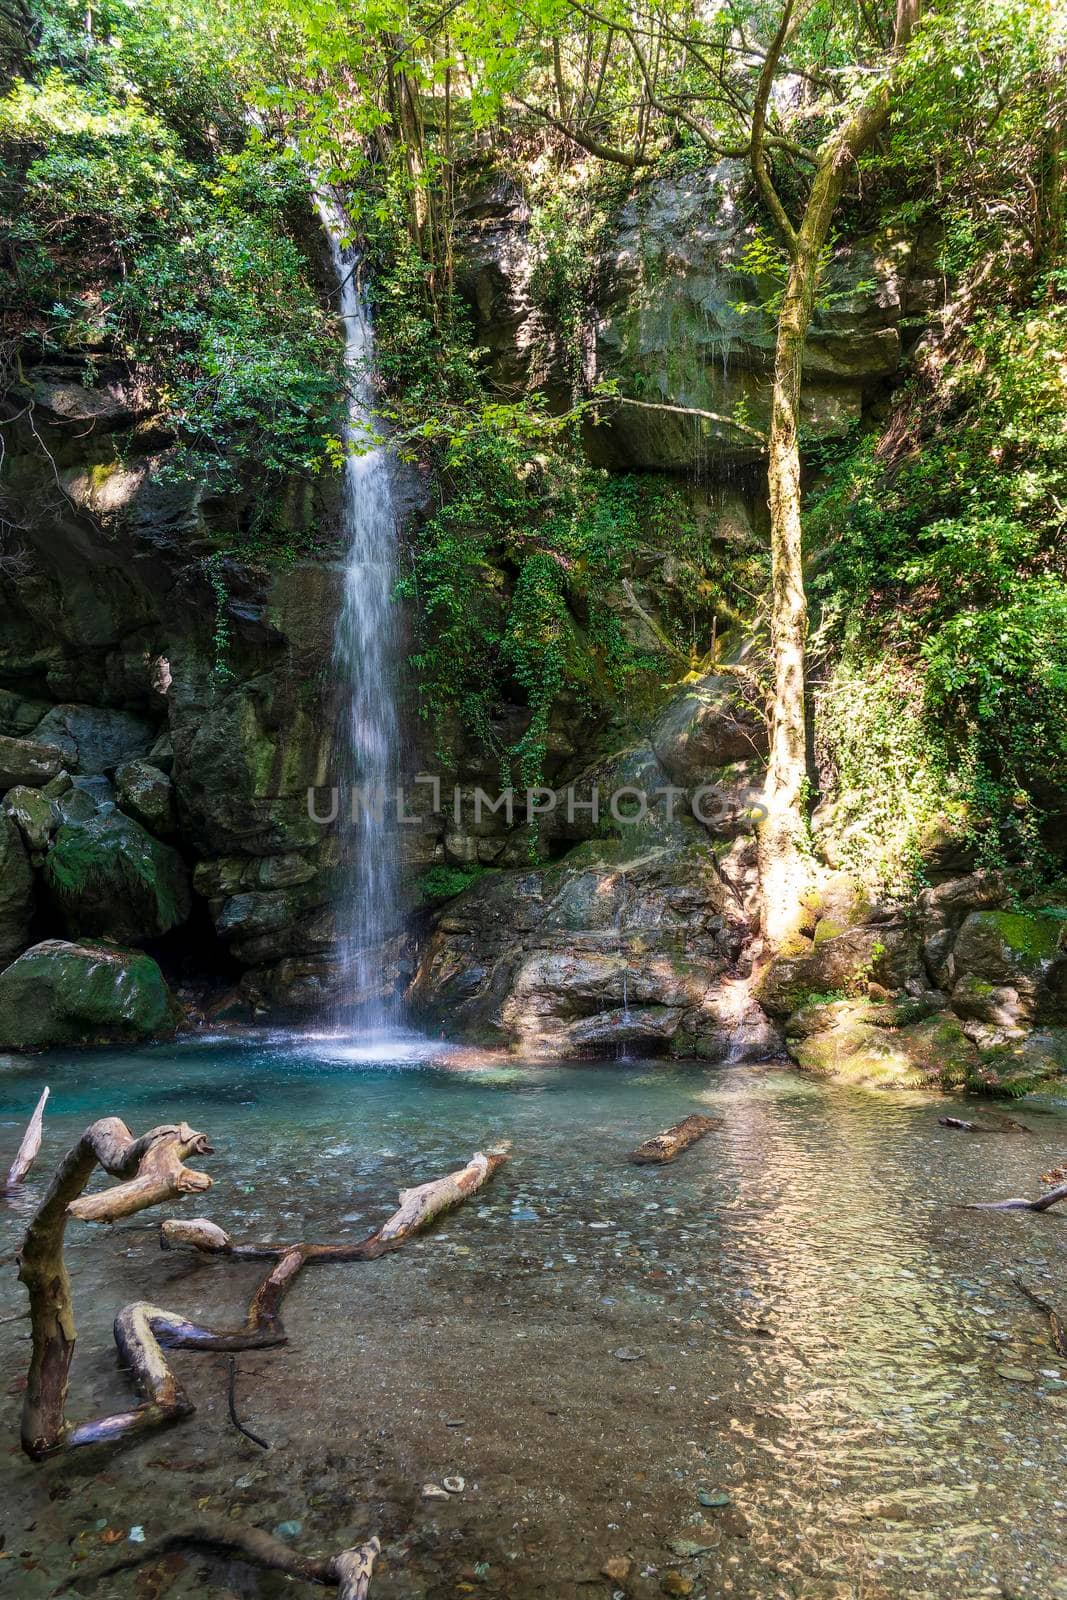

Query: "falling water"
<box><xmin>317</xmin><ymin>192</ymin><xmax>403</xmax><ymax>1033</ymax></box>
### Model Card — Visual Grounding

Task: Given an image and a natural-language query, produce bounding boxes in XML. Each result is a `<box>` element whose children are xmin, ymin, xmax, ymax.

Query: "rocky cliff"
<box><xmin>1</xmin><ymin>160</ymin><xmax>1062</xmax><ymax>1090</ymax></box>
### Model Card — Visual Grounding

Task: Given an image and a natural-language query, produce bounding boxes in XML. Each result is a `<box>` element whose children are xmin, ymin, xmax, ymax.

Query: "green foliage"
<box><xmin>205</xmin><ymin>557</ymin><xmax>236</xmax><ymax>682</ymax></box>
<box><xmin>809</xmin><ymin>304</ymin><xmax>1067</xmax><ymax>885</ymax></box>
<box><xmin>417</xmin><ymin>863</ymin><xmax>486</xmax><ymax>905</ymax></box>
<box><xmin>0</xmin><ymin>0</ymin><xmax>345</xmax><ymax>506</ymax></box>
<box><xmin>363</xmin><ymin>162</ymin><xmax>752</xmax><ymax>784</ymax></box>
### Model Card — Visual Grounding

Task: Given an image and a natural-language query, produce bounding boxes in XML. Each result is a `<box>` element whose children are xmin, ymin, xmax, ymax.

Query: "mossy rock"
<box><xmin>975</xmin><ymin>1029</ymin><xmax>1067</xmax><ymax>1098</ymax></box>
<box><xmin>44</xmin><ymin>812</ymin><xmax>191</xmax><ymax>943</ymax></box>
<box><xmin>759</xmin><ymin>922</ymin><xmax>917</xmax><ymax>1018</ymax></box>
<box><xmin>952</xmin><ymin>909</ymin><xmax>1067</xmax><ymax>1022</ymax></box>
<box><xmin>786</xmin><ymin>998</ymin><xmax>981</xmax><ymax>1092</ymax></box>
<box><xmin>0</xmin><ymin>938</ymin><xmax>181</xmax><ymax>1049</ymax></box>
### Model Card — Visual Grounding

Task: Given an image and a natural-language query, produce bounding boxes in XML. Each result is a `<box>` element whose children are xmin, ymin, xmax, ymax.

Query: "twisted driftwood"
<box><xmin>65</xmin><ymin>1517</ymin><xmax>380</xmax><ymax>1598</ymax></box>
<box><xmin>17</xmin><ymin>1116</ymin><xmax>506</xmax><ymax>1462</ymax></box>
<box><xmin>17</xmin><ymin>1118</ymin><xmax>214</xmax><ymax>1459</ymax></box>
<box><xmin>157</xmin><ymin>1148</ymin><xmax>511</xmax><ymax>1341</ymax></box>
<box><xmin>630</xmin><ymin>1114</ymin><xmax>721</xmax><ymax>1165</ymax></box>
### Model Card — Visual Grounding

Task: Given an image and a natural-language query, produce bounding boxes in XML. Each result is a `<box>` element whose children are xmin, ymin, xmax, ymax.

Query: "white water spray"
<box><xmin>317</xmin><ymin>193</ymin><xmax>403</xmax><ymax>1030</ymax></box>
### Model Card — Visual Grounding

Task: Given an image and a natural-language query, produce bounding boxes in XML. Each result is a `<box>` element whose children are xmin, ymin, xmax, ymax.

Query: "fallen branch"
<box><xmin>630</xmin><ymin>1115</ymin><xmax>721</xmax><ymax>1165</ymax></box>
<box><xmin>1012</xmin><ymin>1275</ymin><xmax>1067</xmax><ymax>1358</ymax></box>
<box><xmin>610</xmin><ymin>395</ymin><xmax>767</xmax><ymax>443</ymax></box>
<box><xmin>18</xmin><ymin>1135</ymin><xmax>506</xmax><ymax>1463</ymax></box>
<box><xmin>228</xmin><ymin>1354</ymin><xmax>271</xmax><ymax>1449</ymax></box>
<box><xmin>965</xmin><ymin>1180</ymin><xmax>1067</xmax><ymax>1213</ymax></box>
<box><xmin>5</xmin><ymin>1085</ymin><xmax>49</xmax><ymax>1189</ymax></box>
<box><xmin>66</xmin><ymin>1516</ymin><xmax>380</xmax><ymax>1598</ymax></box>
<box><xmin>939</xmin><ymin>1115</ymin><xmax>1031</xmax><ymax>1134</ymax></box>
<box><xmin>17</xmin><ymin>1118</ymin><xmax>214</xmax><ymax>1459</ymax></box>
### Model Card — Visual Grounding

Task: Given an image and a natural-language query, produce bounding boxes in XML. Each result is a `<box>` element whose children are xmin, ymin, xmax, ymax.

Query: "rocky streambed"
<box><xmin>2</xmin><ymin>1042</ymin><xmax>1066</xmax><ymax>1599</ymax></box>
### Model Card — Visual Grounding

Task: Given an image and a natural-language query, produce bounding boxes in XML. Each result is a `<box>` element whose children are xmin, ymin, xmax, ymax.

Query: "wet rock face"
<box><xmin>455</xmin><ymin>162</ymin><xmax>922</xmax><ymax>471</ymax></box>
<box><xmin>650</xmin><ymin>671</ymin><xmax>767</xmax><ymax>786</ymax></box>
<box><xmin>0</xmin><ymin>938</ymin><xmax>181</xmax><ymax>1049</ymax></box>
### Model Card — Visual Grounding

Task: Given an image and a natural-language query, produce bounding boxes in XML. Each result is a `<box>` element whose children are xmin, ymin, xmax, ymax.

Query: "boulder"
<box><xmin>410</xmin><ymin>841</ymin><xmax>756</xmax><ymax>1057</ymax></box>
<box><xmin>30</xmin><ymin>704</ymin><xmax>157</xmax><ymax>774</ymax></box>
<box><xmin>114</xmin><ymin>759</ymin><xmax>177</xmax><ymax>838</ymax></box>
<box><xmin>0</xmin><ymin>812</ymin><xmax>33</xmax><ymax>963</ymax></box>
<box><xmin>0</xmin><ymin>733</ymin><xmax>65</xmax><ymax>789</ymax></box>
<box><xmin>950</xmin><ymin>909</ymin><xmax>1067</xmax><ymax>1024</ymax></box>
<box><xmin>2</xmin><ymin>784</ymin><xmax>58</xmax><ymax>854</ymax></box>
<box><xmin>0</xmin><ymin>938</ymin><xmax>181</xmax><ymax>1048</ymax></box>
<box><xmin>650</xmin><ymin>671</ymin><xmax>767</xmax><ymax>785</ymax></box>
<box><xmin>43</xmin><ymin>812</ymin><xmax>191</xmax><ymax>943</ymax></box>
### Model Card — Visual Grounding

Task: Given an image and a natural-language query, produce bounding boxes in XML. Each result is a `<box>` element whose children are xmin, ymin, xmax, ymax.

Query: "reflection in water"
<box><xmin>1</xmin><ymin>1044</ymin><xmax>1065</xmax><ymax>1597</ymax></box>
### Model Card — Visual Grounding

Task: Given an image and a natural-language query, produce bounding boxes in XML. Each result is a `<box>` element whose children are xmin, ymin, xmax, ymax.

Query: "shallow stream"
<box><xmin>1</xmin><ymin>1040</ymin><xmax>1065</xmax><ymax>1599</ymax></box>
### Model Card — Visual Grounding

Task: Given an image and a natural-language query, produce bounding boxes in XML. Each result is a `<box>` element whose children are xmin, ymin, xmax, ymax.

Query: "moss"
<box><xmin>813</xmin><ymin>918</ymin><xmax>846</xmax><ymax>945</ymax></box>
<box><xmin>417</xmin><ymin>864</ymin><xmax>487</xmax><ymax>906</ymax></box>
<box><xmin>984</xmin><ymin>910</ymin><xmax>1061</xmax><ymax>961</ymax></box>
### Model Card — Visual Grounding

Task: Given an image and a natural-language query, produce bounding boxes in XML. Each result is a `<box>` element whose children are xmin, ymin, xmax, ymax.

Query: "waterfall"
<box><xmin>317</xmin><ymin>193</ymin><xmax>403</xmax><ymax>1032</ymax></box>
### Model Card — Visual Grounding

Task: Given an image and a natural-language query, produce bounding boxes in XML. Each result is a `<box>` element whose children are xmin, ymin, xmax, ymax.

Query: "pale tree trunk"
<box><xmin>758</xmin><ymin>237</ymin><xmax>820</xmax><ymax>947</ymax></box>
<box><xmin>751</xmin><ymin>0</ymin><xmax>921</xmax><ymax>948</ymax></box>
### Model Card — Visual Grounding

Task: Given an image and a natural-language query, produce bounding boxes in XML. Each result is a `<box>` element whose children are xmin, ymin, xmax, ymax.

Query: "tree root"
<box><xmin>62</xmin><ymin>1516</ymin><xmax>380</xmax><ymax>1597</ymax></box>
<box><xmin>1011</xmin><ymin>1275</ymin><xmax>1067</xmax><ymax>1358</ymax></box>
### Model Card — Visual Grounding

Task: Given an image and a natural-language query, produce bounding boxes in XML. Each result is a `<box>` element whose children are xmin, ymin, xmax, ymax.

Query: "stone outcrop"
<box><xmin>410</xmin><ymin>836</ymin><xmax>778</xmax><ymax>1060</ymax></box>
<box><xmin>0</xmin><ymin>938</ymin><xmax>181</xmax><ymax>1049</ymax></box>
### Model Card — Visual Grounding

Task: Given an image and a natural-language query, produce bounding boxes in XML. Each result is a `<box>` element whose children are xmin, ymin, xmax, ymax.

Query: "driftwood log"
<box><xmin>939</xmin><ymin>1115</ymin><xmax>1031</xmax><ymax>1134</ymax></box>
<box><xmin>4</xmin><ymin>1085</ymin><xmax>49</xmax><ymax>1189</ymax></box>
<box><xmin>966</xmin><ymin>1180</ymin><xmax>1067</xmax><ymax>1213</ymax></box>
<box><xmin>68</xmin><ymin>1517</ymin><xmax>380</xmax><ymax>1599</ymax></box>
<box><xmin>630</xmin><ymin>1114</ymin><xmax>721</xmax><ymax>1165</ymax></box>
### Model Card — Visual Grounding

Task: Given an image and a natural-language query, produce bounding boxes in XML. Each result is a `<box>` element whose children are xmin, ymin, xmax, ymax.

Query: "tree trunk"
<box><xmin>756</xmin><ymin>86</ymin><xmax>893</xmax><ymax>948</ymax></box>
<box><xmin>758</xmin><ymin>237</ymin><xmax>820</xmax><ymax>947</ymax></box>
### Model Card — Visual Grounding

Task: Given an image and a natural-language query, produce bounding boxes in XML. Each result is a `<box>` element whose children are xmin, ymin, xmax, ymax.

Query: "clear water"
<box><xmin>316</xmin><ymin>194</ymin><xmax>403</xmax><ymax>1027</ymax></box>
<box><xmin>2</xmin><ymin>1044</ymin><xmax>1066</xmax><ymax>1598</ymax></box>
